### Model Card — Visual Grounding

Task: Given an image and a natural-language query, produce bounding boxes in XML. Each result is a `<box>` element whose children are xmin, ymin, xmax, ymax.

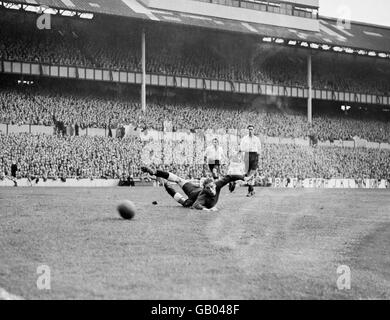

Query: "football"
<box><xmin>117</xmin><ymin>200</ymin><xmax>136</xmax><ymax>220</ymax></box>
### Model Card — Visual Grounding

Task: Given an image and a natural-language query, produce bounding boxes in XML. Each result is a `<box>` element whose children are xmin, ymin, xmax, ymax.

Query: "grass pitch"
<box><xmin>0</xmin><ymin>187</ymin><xmax>389</xmax><ymax>300</ymax></box>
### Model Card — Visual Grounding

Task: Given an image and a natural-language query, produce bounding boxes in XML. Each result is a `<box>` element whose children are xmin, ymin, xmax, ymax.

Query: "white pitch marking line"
<box><xmin>0</xmin><ymin>287</ymin><xmax>24</xmax><ymax>300</ymax></box>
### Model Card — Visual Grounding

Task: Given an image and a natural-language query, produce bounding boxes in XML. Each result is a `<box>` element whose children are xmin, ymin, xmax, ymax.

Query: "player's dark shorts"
<box><xmin>244</xmin><ymin>152</ymin><xmax>259</xmax><ymax>173</ymax></box>
<box><xmin>183</xmin><ymin>182</ymin><xmax>202</xmax><ymax>201</ymax></box>
<box><xmin>208</xmin><ymin>160</ymin><xmax>220</xmax><ymax>173</ymax></box>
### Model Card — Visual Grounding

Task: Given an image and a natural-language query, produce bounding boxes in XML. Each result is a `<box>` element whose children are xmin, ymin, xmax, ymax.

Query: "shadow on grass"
<box><xmin>91</xmin><ymin>216</ymin><xmax>138</xmax><ymax>223</ymax></box>
<box><xmin>84</xmin><ymin>216</ymin><xmax>139</xmax><ymax>224</ymax></box>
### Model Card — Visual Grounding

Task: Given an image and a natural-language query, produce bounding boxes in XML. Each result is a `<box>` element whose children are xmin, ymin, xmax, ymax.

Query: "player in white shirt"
<box><xmin>230</xmin><ymin>125</ymin><xmax>261</xmax><ymax>197</ymax></box>
<box><xmin>204</xmin><ymin>138</ymin><xmax>224</xmax><ymax>179</ymax></box>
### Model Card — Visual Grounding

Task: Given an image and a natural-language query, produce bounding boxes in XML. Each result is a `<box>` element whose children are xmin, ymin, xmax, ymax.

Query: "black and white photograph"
<box><xmin>0</xmin><ymin>0</ymin><xmax>389</xmax><ymax>304</ymax></box>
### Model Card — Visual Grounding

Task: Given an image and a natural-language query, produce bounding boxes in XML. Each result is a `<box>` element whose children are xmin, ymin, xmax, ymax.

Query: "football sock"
<box><xmin>164</xmin><ymin>184</ymin><xmax>186</xmax><ymax>205</ymax></box>
<box><xmin>164</xmin><ymin>183</ymin><xmax>176</xmax><ymax>197</ymax></box>
<box><xmin>167</xmin><ymin>173</ymin><xmax>180</xmax><ymax>182</ymax></box>
<box><xmin>174</xmin><ymin>193</ymin><xmax>187</xmax><ymax>205</ymax></box>
<box><xmin>155</xmin><ymin>170</ymin><xmax>169</xmax><ymax>180</ymax></box>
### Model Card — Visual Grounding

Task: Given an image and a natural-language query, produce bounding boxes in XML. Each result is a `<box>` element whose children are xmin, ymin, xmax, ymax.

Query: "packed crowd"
<box><xmin>1</xmin><ymin>12</ymin><xmax>389</xmax><ymax>184</ymax></box>
<box><xmin>1</xmin><ymin>12</ymin><xmax>390</xmax><ymax>96</ymax></box>
<box><xmin>0</xmin><ymin>133</ymin><xmax>144</xmax><ymax>181</ymax></box>
<box><xmin>1</xmin><ymin>86</ymin><xmax>390</xmax><ymax>143</ymax></box>
<box><xmin>260</xmin><ymin>144</ymin><xmax>390</xmax><ymax>180</ymax></box>
<box><xmin>1</xmin><ymin>133</ymin><xmax>389</xmax><ymax>181</ymax></box>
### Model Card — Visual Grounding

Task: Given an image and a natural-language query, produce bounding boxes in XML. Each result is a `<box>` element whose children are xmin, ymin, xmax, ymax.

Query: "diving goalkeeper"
<box><xmin>141</xmin><ymin>166</ymin><xmax>248</xmax><ymax>211</ymax></box>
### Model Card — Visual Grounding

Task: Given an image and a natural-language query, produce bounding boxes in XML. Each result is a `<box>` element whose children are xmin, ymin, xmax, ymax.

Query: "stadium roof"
<box><xmin>4</xmin><ymin>0</ymin><xmax>390</xmax><ymax>55</ymax></box>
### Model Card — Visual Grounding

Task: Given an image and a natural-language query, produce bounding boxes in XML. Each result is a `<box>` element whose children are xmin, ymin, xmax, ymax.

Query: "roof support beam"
<box><xmin>141</xmin><ymin>29</ymin><xmax>146</xmax><ymax>113</ymax></box>
<box><xmin>307</xmin><ymin>53</ymin><xmax>312</xmax><ymax>124</ymax></box>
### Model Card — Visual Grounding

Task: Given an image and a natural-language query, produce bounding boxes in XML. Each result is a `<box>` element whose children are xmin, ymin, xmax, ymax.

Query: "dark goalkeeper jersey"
<box><xmin>191</xmin><ymin>175</ymin><xmax>245</xmax><ymax>210</ymax></box>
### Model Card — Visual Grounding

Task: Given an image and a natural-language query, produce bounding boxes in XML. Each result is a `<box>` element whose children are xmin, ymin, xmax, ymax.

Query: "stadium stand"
<box><xmin>1</xmin><ymin>133</ymin><xmax>389</xmax><ymax>181</ymax></box>
<box><xmin>1</xmin><ymin>11</ymin><xmax>390</xmax><ymax>95</ymax></box>
<box><xmin>261</xmin><ymin>143</ymin><xmax>390</xmax><ymax>180</ymax></box>
<box><xmin>2</xmin><ymin>0</ymin><xmax>389</xmax><ymax>54</ymax></box>
<box><xmin>1</xmin><ymin>2</ymin><xmax>389</xmax><ymax>185</ymax></box>
<box><xmin>1</xmin><ymin>84</ymin><xmax>390</xmax><ymax>143</ymax></box>
<box><xmin>0</xmin><ymin>133</ymin><xmax>144</xmax><ymax>181</ymax></box>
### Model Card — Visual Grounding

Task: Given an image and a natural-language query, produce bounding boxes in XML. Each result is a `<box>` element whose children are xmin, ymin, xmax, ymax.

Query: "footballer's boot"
<box><xmin>141</xmin><ymin>166</ymin><xmax>155</xmax><ymax>176</ymax></box>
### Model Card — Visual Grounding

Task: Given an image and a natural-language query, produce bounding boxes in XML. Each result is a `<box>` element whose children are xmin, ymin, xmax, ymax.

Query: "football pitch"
<box><xmin>0</xmin><ymin>187</ymin><xmax>389</xmax><ymax>300</ymax></box>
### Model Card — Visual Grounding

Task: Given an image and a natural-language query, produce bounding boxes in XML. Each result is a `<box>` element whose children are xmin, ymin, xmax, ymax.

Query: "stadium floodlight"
<box><xmin>310</xmin><ymin>43</ymin><xmax>319</xmax><ymax>49</ymax></box>
<box><xmin>275</xmin><ymin>38</ymin><xmax>284</xmax><ymax>44</ymax></box>
<box><xmin>43</xmin><ymin>7</ymin><xmax>58</xmax><ymax>15</ymax></box>
<box><xmin>378</xmin><ymin>53</ymin><xmax>387</xmax><ymax>58</ymax></box>
<box><xmin>368</xmin><ymin>51</ymin><xmax>377</xmax><ymax>57</ymax></box>
<box><xmin>4</xmin><ymin>2</ymin><xmax>22</xmax><ymax>10</ymax></box>
<box><xmin>357</xmin><ymin>50</ymin><xmax>367</xmax><ymax>55</ymax></box>
<box><xmin>321</xmin><ymin>45</ymin><xmax>331</xmax><ymax>50</ymax></box>
<box><xmin>21</xmin><ymin>4</ymin><xmax>57</xmax><ymax>14</ymax></box>
<box><xmin>60</xmin><ymin>10</ymin><xmax>77</xmax><ymax>17</ymax></box>
<box><xmin>262</xmin><ymin>37</ymin><xmax>272</xmax><ymax>42</ymax></box>
<box><xmin>345</xmin><ymin>48</ymin><xmax>354</xmax><ymax>54</ymax></box>
<box><xmin>17</xmin><ymin>79</ymin><xmax>33</xmax><ymax>85</ymax></box>
<box><xmin>24</xmin><ymin>5</ymin><xmax>40</xmax><ymax>13</ymax></box>
<box><xmin>288</xmin><ymin>40</ymin><xmax>297</xmax><ymax>46</ymax></box>
<box><xmin>333</xmin><ymin>46</ymin><xmax>343</xmax><ymax>52</ymax></box>
<box><xmin>79</xmin><ymin>13</ymin><xmax>94</xmax><ymax>19</ymax></box>
<box><xmin>300</xmin><ymin>42</ymin><xmax>309</xmax><ymax>47</ymax></box>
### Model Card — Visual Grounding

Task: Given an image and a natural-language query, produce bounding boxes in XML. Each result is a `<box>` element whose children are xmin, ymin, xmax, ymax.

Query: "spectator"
<box><xmin>1</xmin><ymin>133</ymin><xmax>389</xmax><ymax>181</ymax></box>
<box><xmin>1</xmin><ymin>86</ymin><xmax>389</xmax><ymax>143</ymax></box>
<box><xmin>1</xmin><ymin>11</ymin><xmax>389</xmax><ymax>96</ymax></box>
